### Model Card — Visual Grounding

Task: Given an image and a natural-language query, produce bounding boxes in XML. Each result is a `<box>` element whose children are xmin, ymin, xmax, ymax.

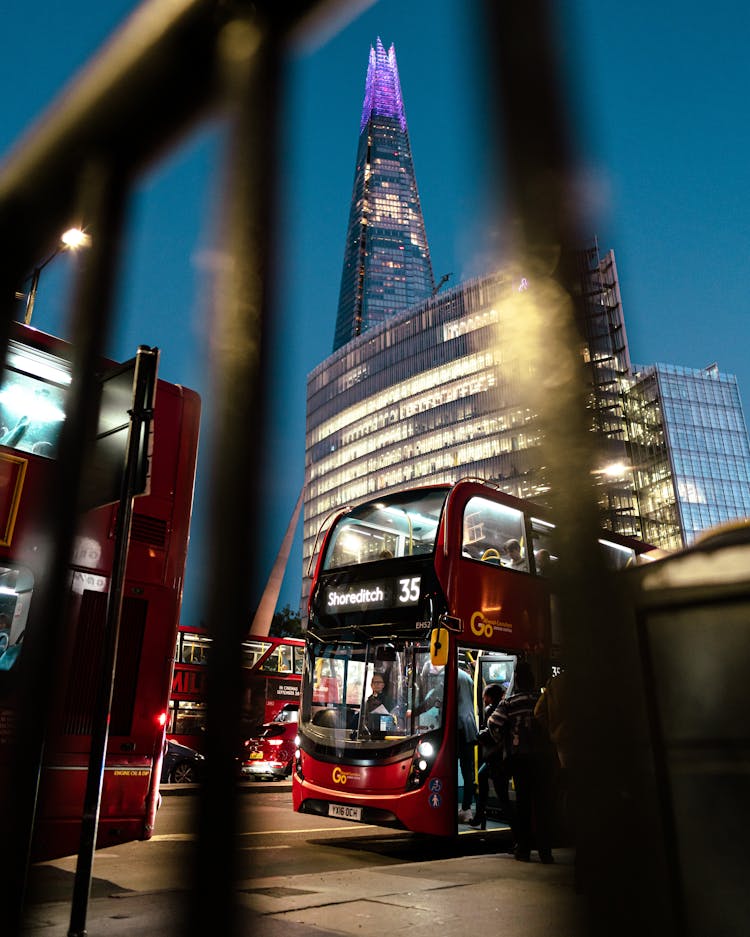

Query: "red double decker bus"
<box><xmin>168</xmin><ymin>629</ymin><xmax>304</xmax><ymax>750</ymax></box>
<box><xmin>293</xmin><ymin>479</ymin><xmax>657</xmax><ymax>837</ymax></box>
<box><xmin>0</xmin><ymin>322</ymin><xmax>200</xmax><ymax>861</ymax></box>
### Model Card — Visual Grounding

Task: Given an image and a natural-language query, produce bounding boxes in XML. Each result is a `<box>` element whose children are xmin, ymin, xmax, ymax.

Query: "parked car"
<box><xmin>161</xmin><ymin>739</ymin><xmax>205</xmax><ymax>784</ymax></box>
<box><xmin>239</xmin><ymin>705</ymin><xmax>298</xmax><ymax>780</ymax></box>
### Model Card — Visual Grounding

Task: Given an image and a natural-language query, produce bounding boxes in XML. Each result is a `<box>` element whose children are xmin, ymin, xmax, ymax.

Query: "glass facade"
<box><xmin>332</xmin><ymin>39</ymin><xmax>434</xmax><ymax>352</ymax></box>
<box><xmin>309</xmin><ymin>273</ymin><xmax>544</xmax><ymax>568</ymax></box>
<box><xmin>307</xmin><ymin>261</ymin><xmax>750</xmax><ymax>584</ymax></box>
<box><xmin>626</xmin><ymin>363</ymin><xmax>750</xmax><ymax>548</ymax></box>
<box><xmin>575</xmin><ymin>245</ymin><xmax>640</xmax><ymax>536</ymax></box>
<box><xmin>305</xmin><ymin>266</ymin><xmax>643</xmax><ymax>575</ymax></box>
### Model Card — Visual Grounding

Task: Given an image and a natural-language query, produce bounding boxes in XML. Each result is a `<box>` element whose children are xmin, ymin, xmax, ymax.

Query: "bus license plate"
<box><xmin>328</xmin><ymin>803</ymin><xmax>362</xmax><ymax>821</ymax></box>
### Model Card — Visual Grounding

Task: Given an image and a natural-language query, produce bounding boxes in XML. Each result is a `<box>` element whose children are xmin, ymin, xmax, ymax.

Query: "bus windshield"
<box><xmin>302</xmin><ymin>637</ymin><xmax>447</xmax><ymax>748</ymax></box>
<box><xmin>322</xmin><ymin>487</ymin><xmax>448</xmax><ymax>570</ymax></box>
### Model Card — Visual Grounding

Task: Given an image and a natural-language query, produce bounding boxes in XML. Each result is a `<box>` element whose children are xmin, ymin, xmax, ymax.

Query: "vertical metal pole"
<box><xmin>480</xmin><ymin>3</ymin><xmax>675</xmax><ymax>934</ymax></box>
<box><xmin>68</xmin><ymin>346</ymin><xmax>158</xmax><ymax>937</ymax></box>
<box><xmin>23</xmin><ymin>267</ymin><xmax>41</xmax><ymax>324</ymax></box>
<box><xmin>188</xmin><ymin>14</ymin><xmax>282</xmax><ymax>937</ymax></box>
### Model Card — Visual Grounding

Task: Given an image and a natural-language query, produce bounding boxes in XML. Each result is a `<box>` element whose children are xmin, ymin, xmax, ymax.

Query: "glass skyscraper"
<box><xmin>332</xmin><ymin>39</ymin><xmax>434</xmax><ymax>352</ymax></box>
<box><xmin>625</xmin><ymin>363</ymin><xmax>750</xmax><ymax>548</ymax></box>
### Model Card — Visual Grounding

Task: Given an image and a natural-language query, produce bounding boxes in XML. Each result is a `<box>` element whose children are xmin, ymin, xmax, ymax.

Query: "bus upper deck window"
<box><xmin>463</xmin><ymin>496</ymin><xmax>527</xmax><ymax>570</ymax></box>
<box><xmin>0</xmin><ymin>349</ymin><xmax>69</xmax><ymax>458</ymax></box>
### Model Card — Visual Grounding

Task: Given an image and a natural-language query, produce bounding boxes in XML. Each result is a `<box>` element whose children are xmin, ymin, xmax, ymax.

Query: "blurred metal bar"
<box><xmin>0</xmin><ymin>0</ymin><xmax>222</xmax><ymax>277</ymax></box>
<box><xmin>187</xmin><ymin>12</ymin><xmax>282</xmax><ymax>937</ymax></box>
<box><xmin>0</xmin><ymin>0</ymin><xmax>331</xmax><ymax>289</ymax></box>
<box><xmin>480</xmin><ymin>2</ymin><xmax>665</xmax><ymax>934</ymax></box>
<box><xmin>3</xmin><ymin>158</ymin><xmax>129</xmax><ymax>935</ymax></box>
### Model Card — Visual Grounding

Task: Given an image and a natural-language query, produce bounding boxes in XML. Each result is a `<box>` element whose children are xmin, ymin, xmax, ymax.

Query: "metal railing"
<box><xmin>2</xmin><ymin>2</ymin><xmax>746</xmax><ymax>936</ymax></box>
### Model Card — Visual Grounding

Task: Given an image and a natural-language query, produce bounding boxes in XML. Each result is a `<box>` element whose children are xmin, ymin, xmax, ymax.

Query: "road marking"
<box><xmin>238</xmin><ymin>844</ymin><xmax>291</xmax><ymax>851</ymax></box>
<box><xmin>238</xmin><ymin>826</ymin><xmax>377</xmax><ymax>837</ymax></box>
<box><xmin>150</xmin><ymin>834</ymin><xmax>196</xmax><ymax>842</ymax></box>
<box><xmin>151</xmin><ymin>824</ymin><xmax>377</xmax><ymax>843</ymax></box>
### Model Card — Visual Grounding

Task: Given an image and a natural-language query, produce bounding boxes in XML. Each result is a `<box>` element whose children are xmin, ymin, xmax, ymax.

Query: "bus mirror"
<box><xmin>430</xmin><ymin>626</ymin><xmax>449</xmax><ymax>667</ymax></box>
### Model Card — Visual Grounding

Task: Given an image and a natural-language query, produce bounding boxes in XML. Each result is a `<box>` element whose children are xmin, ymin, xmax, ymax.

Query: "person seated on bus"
<box><xmin>365</xmin><ymin>672</ymin><xmax>387</xmax><ymax>715</ymax></box>
<box><xmin>534</xmin><ymin>548</ymin><xmax>553</xmax><ymax>576</ymax></box>
<box><xmin>365</xmin><ymin>672</ymin><xmax>399</xmax><ymax>734</ymax></box>
<box><xmin>502</xmin><ymin>538</ymin><xmax>526</xmax><ymax>570</ymax></box>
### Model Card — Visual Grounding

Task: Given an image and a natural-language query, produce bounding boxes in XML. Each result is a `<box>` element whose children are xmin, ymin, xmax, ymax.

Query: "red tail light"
<box><xmin>156</xmin><ymin>711</ymin><xmax>167</xmax><ymax>728</ymax></box>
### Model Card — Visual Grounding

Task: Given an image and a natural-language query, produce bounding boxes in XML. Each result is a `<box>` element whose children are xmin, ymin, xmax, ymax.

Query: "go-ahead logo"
<box><xmin>470</xmin><ymin>611</ymin><xmax>513</xmax><ymax>638</ymax></box>
<box><xmin>332</xmin><ymin>766</ymin><xmax>359</xmax><ymax>785</ymax></box>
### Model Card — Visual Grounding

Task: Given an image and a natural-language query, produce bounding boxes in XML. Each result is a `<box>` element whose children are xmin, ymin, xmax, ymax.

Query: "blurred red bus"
<box><xmin>0</xmin><ymin>322</ymin><xmax>200</xmax><ymax>860</ymax></box>
<box><xmin>293</xmin><ymin>480</ymin><xmax>658</xmax><ymax>836</ymax></box>
<box><xmin>168</xmin><ymin>630</ymin><xmax>303</xmax><ymax>751</ymax></box>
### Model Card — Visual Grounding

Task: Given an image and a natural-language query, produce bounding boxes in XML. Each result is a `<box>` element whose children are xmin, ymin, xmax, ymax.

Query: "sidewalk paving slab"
<box><xmin>22</xmin><ymin>849</ymin><xmax>584</xmax><ymax>937</ymax></box>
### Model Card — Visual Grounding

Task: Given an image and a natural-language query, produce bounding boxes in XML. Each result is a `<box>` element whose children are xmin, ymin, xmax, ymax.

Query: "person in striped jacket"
<box><xmin>488</xmin><ymin>661</ymin><xmax>554</xmax><ymax>863</ymax></box>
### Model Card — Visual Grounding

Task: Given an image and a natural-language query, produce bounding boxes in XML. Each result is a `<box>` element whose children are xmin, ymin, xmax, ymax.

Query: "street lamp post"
<box><xmin>17</xmin><ymin>227</ymin><xmax>91</xmax><ymax>324</ymax></box>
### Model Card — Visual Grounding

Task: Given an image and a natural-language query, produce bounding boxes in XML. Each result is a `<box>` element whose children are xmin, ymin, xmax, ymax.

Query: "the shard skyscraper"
<box><xmin>332</xmin><ymin>39</ymin><xmax>434</xmax><ymax>352</ymax></box>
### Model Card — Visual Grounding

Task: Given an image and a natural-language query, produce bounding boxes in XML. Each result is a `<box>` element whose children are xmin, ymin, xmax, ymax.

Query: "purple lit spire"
<box><xmin>360</xmin><ymin>38</ymin><xmax>406</xmax><ymax>133</ymax></box>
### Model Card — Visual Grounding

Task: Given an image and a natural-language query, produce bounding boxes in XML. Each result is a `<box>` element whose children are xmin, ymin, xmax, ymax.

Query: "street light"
<box><xmin>17</xmin><ymin>227</ymin><xmax>91</xmax><ymax>325</ymax></box>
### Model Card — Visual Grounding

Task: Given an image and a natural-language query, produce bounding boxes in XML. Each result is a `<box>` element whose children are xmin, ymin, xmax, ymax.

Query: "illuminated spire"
<box><xmin>360</xmin><ymin>38</ymin><xmax>406</xmax><ymax>133</ymax></box>
<box><xmin>333</xmin><ymin>40</ymin><xmax>433</xmax><ymax>351</ymax></box>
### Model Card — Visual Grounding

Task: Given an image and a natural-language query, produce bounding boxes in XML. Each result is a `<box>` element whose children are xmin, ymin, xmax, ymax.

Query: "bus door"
<box><xmin>458</xmin><ymin>648</ymin><xmax>517</xmax><ymax>826</ymax></box>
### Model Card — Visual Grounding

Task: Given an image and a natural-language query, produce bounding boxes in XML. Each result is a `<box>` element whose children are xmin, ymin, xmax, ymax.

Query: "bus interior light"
<box><xmin>6</xmin><ymin>348</ymin><xmax>72</xmax><ymax>386</ymax></box>
<box><xmin>531</xmin><ymin>516</ymin><xmax>555</xmax><ymax>530</ymax></box>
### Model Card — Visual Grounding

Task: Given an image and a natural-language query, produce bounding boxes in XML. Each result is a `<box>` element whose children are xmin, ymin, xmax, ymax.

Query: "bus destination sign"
<box><xmin>323</xmin><ymin>575</ymin><xmax>421</xmax><ymax>613</ymax></box>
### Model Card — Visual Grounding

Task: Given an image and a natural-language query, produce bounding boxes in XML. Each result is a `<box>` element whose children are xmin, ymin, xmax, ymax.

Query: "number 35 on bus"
<box><xmin>293</xmin><ymin>480</ymin><xmax>657</xmax><ymax>837</ymax></box>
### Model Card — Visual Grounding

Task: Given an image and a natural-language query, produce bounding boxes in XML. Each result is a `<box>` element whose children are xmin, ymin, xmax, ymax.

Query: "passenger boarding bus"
<box><xmin>293</xmin><ymin>479</ymin><xmax>657</xmax><ymax>837</ymax></box>
<box><xmin>0</xmin><ymin>322</ymin><xmax>200</xmax><ymax>861</ymax></box>
<box><xmin>168</xmin><ymin>629</ymin><xmax>304</xmax><ymax>750</ymax></box>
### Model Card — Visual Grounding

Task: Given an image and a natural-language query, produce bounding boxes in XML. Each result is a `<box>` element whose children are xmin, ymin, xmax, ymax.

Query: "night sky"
<box><xmin>2</xmin><ymin>0</ymin><xmax>749</xmax><ymax>626</ymax></box>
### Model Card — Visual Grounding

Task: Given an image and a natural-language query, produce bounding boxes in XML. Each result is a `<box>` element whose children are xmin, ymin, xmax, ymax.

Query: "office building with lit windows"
<box><xmin>308</xmin><ymin>272</ymin><xmax>536</xmax><ymax>563</ymax></box>
<box><xmin>625</xmin><ymin>363</ymin><xmax>750</xmax><ymax>549</ymax></box>
<box><xmin>332</xmin><ymin>38</ymin><xmax>434</xmax><ymax>352</ymax></box>
<box><xmin>304</xmin><ymin>255</ymin><xmax>648</xmax><ymax>569</ymax></box>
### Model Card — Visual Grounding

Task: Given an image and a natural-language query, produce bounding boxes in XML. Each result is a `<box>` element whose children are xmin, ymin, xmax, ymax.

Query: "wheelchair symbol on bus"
<box><xmin>429</xmin><ymin>778</ymin><xmax>442</xmax><ymax>792</ymax></box>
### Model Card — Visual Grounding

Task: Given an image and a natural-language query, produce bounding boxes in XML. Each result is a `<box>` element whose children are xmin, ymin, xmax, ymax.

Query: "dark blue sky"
<box><xmin>3</xmin><ymin>1</ymin><xmax>749</xmax><ymax>627</ymax></box>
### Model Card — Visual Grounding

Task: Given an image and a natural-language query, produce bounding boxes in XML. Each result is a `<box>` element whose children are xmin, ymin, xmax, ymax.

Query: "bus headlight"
<box><xmin>406</xmin><ymin>733</ymin><xmax>439</xmax><ymax>790</ymax></box>
<box><xmin>294</xmin><ymin>737</ymin><xmax>304</xmax><ymax>780</ymax></box>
